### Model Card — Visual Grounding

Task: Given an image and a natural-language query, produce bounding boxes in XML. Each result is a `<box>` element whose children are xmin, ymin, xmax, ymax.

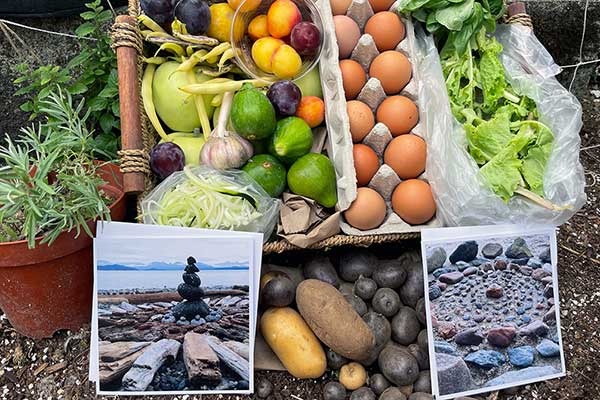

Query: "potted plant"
<box><xmin>0</xmin><ymin>89</ymin><xmax>126</xmax><ymax>339</ymax></box>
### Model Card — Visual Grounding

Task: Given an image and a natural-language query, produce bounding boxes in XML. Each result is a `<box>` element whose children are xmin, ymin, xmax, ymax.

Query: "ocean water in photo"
<box><xmin>97</xmin><ymin>269</ymin><xmax>248</xmax><ymax>290</ymax></box>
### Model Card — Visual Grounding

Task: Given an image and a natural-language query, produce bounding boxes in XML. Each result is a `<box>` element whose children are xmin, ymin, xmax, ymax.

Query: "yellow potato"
<box><xmin>339</xmin><ymin>362</ymin><xmax>367</xmax><ymax>390</ymax></box>
<box><xmin>260</xmin><ymin>307</ymin><xmax>327</xmax><ymax>379</ymax></box>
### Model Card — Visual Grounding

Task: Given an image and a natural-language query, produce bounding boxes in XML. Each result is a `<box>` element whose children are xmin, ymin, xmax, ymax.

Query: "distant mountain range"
<box><xmin>98</xmin><ymin>260</ymin><xmax>248</xmax><ymax>271</ymax></box>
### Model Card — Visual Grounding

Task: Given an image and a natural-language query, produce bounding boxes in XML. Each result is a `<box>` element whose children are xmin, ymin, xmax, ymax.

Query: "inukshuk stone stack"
<box><xmin>171</xmin><ymin>257</ymin><xmax>210</xmax><ymax>320</ymax></box>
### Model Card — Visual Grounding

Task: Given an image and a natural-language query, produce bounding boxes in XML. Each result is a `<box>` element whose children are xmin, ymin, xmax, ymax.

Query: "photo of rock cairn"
<box><xmin>97</xmin><ymin>256</ymin><xmax>250</xmax><ymax>392</ymax></box>
<box><xmin>426</xmin><ymin>235</ymin><xmax>563</xmax><ymax>396</ymax></box>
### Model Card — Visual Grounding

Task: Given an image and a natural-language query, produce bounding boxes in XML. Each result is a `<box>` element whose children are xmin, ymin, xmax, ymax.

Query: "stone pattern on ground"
<box><xmin>427</xmin><ymin>236</ymin><xmax>562</xmax><ymax>392</ymax></box>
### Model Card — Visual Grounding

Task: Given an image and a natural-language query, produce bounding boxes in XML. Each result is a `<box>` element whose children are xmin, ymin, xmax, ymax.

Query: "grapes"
<box><xmin>150</xmin><ymin>142</ymin><xmax>185</xmax><ymax>180</ymax></box>
<box><xmin>290</xmin><ymin>22</ymin><xmax>321</xmax><ymax>56</ymax></box>
<box><xmin>267</xmin><ymin>80</ymin><xmax>302</xmax><ymax>116</ymax></box>
<box><xmin>174</xmin><ymin>0</ymin><xmax>211</xmax><ymax>35</ymax></box>
<box><xmin>141</xmin><ymin>0</ymin><xmax>175</xmax><ymax>28</ymax></box>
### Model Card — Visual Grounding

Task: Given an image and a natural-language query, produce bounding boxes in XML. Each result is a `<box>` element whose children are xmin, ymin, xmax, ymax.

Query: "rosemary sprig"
<box><xmin>0</xmin><ymin>87</ymin><xmax>112</xmax><ymax>248</ymax></box>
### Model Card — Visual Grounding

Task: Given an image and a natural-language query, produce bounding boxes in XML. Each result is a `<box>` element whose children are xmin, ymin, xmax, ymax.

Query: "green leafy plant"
<box><xmin>398</xmin><ymin>0</ymin><xmax>557</xmax><ymax>207</ymax></box>
<box><xmin>0</xmin><ymin>88</ymin><xmax>112</xmax><ymax>248</ymax></box>
<box><xmin>13</xmin><ymin>0</ymin><xmax>119</xmax><ymax>159</ymax></box>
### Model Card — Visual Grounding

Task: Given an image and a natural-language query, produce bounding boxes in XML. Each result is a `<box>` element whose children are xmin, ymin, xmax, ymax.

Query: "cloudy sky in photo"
<box><xmin>96</xmin><ymin>236</ymin><xmax>252</xmax><ymax>267</ymax></box>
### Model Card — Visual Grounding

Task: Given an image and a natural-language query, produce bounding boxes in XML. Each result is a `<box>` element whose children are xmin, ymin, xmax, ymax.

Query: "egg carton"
<box><xmin>319</xmin><ymin>0</ymin><xmax>443</xmax><ymax>235</ymax></box>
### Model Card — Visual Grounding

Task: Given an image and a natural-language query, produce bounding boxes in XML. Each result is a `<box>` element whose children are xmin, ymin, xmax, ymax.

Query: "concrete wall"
<box><xmin>0</xmin><ymin>1</ymin><xmax>598</xmax><ymax>138</ymax></box>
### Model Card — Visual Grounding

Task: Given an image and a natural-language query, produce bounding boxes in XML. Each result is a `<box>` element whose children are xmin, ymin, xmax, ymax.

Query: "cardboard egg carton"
<box><xmin>319</xmin><ymin>0</ymin><xmax>443</xmax><ymax>235</ymax></box>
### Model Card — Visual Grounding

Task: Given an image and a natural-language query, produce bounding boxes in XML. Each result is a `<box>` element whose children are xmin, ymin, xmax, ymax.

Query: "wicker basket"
<box><xmin>112</xmin><ymin>0</ymin><xmax>532</xmax><ymax>254</ymax></box>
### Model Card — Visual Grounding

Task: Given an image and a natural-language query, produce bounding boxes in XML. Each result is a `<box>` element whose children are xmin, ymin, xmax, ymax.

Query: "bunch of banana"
<box><xmin>138</xmin><ymin>15</ymin><xmax>237</xmax><ymax>76</ymax></box>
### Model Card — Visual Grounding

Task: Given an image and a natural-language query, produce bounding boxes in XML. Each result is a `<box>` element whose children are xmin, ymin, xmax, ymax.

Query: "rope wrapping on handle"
<box><xmin>504</xmin><ymin>13</ymin><xmax>533</xmax><ymax>28</ymax></box>
<box><xmin>117</xmin><ymin>149</ymin><xmax>151</xmax><ymax>174</ymax></box>
<box><xmin>110</xmin><ymin>21</ymin><xmax>143</xmax><ymax>53</ymax></box>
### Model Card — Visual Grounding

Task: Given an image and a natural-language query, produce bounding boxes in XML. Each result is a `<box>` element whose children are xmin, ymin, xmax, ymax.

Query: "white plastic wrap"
<box><xmin>415</xmin><ymin>23</ymin><xmax>586</xmax><ymax>226</ymax></box>
<box><xmin>142</xmin><ymin>166</ymin><xmax>280</xmax><ymax>239</ymax></box>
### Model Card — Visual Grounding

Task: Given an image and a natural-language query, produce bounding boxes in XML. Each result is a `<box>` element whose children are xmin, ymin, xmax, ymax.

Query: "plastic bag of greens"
<box><xmin>142</xmin><ymin>166</ymin><xmax>280</xmax><ymax>240</ymax></box>
<box><xmin>414</xmin><ymin>23</ymin><xmax>586</xmax><ymax>226</ymax></box>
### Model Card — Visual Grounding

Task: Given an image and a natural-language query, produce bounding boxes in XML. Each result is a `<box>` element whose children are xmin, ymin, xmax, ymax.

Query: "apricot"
<box><xmin>271</xmin><ymin>44</ymin><xmax>302</xmax><ymax>79</ymax></box>
<box><xmin>295</xmin><ymin>96</ymin><xmax>324</xmax><ymax>127</ymax></box>
<box><xmin>248</xmin><ymin>14</ymin><xmax>269</xmax><ymax>41</ymax></box>
<box><xmin>267</xmin><ymin>0</ymin><xmax>302</xmax><ymax>38</ymax></box>
<box><xmin>252</xmin><ymin>37</ymin><xmax>285</xmax><ymax>73</ymax></box>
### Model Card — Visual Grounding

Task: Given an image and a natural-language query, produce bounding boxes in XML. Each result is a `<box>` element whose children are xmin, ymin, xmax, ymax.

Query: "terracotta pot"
<box><xmin>0</xmin><ymin>162</ymin><xmax>126</xmax><ymax>339</ymax></box>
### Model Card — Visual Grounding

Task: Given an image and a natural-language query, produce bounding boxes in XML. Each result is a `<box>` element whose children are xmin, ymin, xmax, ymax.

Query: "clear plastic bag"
<box><xmin>141</xmin><ymin>166</ymin><xmax>280</xmax><ymax>239</ymax></box>
<box><xmin>414</xmin><ymin>24</ymin><xmax>586</xmax><ymax>226</ymax></box>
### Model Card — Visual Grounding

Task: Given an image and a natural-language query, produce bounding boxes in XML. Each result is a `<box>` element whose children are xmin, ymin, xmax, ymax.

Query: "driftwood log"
<box><xmin>100</xmin><ymin>341</ymin><xmax>150</xmax><ymax>362</ymax></box>
<box><xmin>205</xmin><ymin>336</ymin><xmax>250</xmax><ymax>382</ymax></box>
<box><xmin>183</xmin><ymin>332</ymin><xmax>222</xmax><ymax>384</ymax></box>
<box><xmin>99</xmin><ymin>348</ymin><xmax>147</xmax><ymax>384</ymax></box>
<box><xmin>98</xmin><ymin>290</ymin><xmax>248</xmax><ymax>305</ymax></box>
<box><xmin>121</xmin><ymin>339</ymin><xmax>181</xmax><ymax>391</ymax></box>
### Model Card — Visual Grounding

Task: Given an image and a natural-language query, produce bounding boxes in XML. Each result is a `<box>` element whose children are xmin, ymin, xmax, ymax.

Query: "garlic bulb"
<box><xmin>200</xmin><ymin>91</ymin><xmax>253</xmax><ymax>169</ymax></box>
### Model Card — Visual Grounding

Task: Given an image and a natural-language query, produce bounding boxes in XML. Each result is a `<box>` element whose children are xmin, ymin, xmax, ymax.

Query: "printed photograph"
<box><xmin>424</xmin><ymin>232</ymin><xmax>565</xmax><ymax>398</ymax></box>
<box><xmin>94</xmin><ymin>237</ymin><xmax>252</xmax><ymax>394</ymax></box>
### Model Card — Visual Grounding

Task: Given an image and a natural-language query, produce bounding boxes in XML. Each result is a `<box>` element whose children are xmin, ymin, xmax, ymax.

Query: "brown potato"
<box><xmin>296</xmin><ymin>279</ymin><xmax>375</xmax><ymax>360</ymax></box>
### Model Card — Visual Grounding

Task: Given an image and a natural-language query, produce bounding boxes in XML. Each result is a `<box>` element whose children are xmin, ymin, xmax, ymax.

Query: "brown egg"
<box><xmin>353</xmin><ymin>144</ymin><xmax>379</xmax><ymax>186</ymax></box>
<box><xmin>370</xmin><ymin>51</ymin><xmax>412</xmax><ymax>95</ymax></box>
<box><xmin>344</xmin><ymin>187</ymin><xmax>387</xmax><ymax>230</ymax></box>
<box><xmin>368</xmin><ymin>0</ymin><xmax>395</xmax><ymax>12</ymax></box>
<box><xmin>334</xmin><ymin>16</ymin><xmax>361</xmax><ymax>59</ymax></box>
<box><xmin>347</xmin><ymin>100</ymin><xmax>375</xmax><ymax>142</ymax></box>
<box><xmin>365</xmin><ymin>12</ymin><xmax>405</xmax><ymax>52</ymax></box>
<box><xmin>340</xmin><ymin>59</ymin><xmax>367</xmax><ymax>100</ymax></box>
<box><xmin>384</xmin><ymin>134</ymin><xmax>426</xmax><ymax>179</ymax></box>
<box><xmin>376</xmin><ymin>96</ymin><xmax>418</xmax><ymax>136</ymax></box>
<box><xmin>330</xmin><ymin>0</ymin><xmax>352</xmax><ymax>15</ymax></box>
<box><xmin>391</xmin><ymin>179</ymin><xmax>436</xmax><ymax>225</ymax></box>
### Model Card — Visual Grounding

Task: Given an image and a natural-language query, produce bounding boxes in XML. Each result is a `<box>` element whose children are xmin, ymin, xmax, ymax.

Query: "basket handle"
<box><xmin>112</xmin><ymin>15</ymin><xmax>147</xmax><ymax>195</ymax></box>
<box><xmin>505</xmin><ymin>2</ymin><xmax>533</xmax><ymax>29</ymax></box>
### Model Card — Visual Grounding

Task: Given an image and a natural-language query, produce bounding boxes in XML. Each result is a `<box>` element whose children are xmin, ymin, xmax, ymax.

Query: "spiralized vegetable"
<box><xmin>142</xmin><ymin>166</ymin><xmax>280</xmax><ymax>237</ymax></box>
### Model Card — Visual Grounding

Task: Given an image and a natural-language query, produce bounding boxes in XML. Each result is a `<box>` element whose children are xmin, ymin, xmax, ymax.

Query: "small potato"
<box><xmin>373</xmin><ymin>260</ymin><xmax>407</xmax><ymax>288</ymax></box>
<box><xmin>303</xmin><ymin>255</ymin><xmax>340</xmax><ymax>288</ymax></box>
<box><xmin>361</xmin><ymin>311</ymin><xmax>391</xmax><ymax>366</ymax></box>
<box><xmin>344</xmin><ymin>293</ymin><xmax>368</xmax><ymax>316</ymax></box>
<box><xmin>354</xmin><ymin>275</ymin><xmax>378</xmax><ymax>300</ymax></box>
<box><xmin>261</xmin><ymin>274</ymin><xmax>295</xmax><ymax>307</ymax></box>
<box><xmin>260</xmin><ymin>307</ymin><xmax>326</xmax><ymax>379</ymax></box>
<box><xmin>380</xmin><ymin>387</ymin><xmax>407</xmax><ymax>400</ymax></box>
<box><xmin>339</xmin><ymin>362</ymin><xmax>367</xmax><ymax>390</ymax></box>
<box><xmin>369</xmin><ymin>373</ymin><xmax>391</xmax><ymax>396</ymax></box>
<box><xmin>349</xmin><ymin>387</ymin><xmax>376</xmax><ymax>400</ymax></box>
<box><xmin>372</xmin><ymin>288</ymin><xmax>401</xmax><ymax>318</ymax></box>
<box><xmin>339</xmin><ymin>249</ymin><xmax>378</xmax><ymax>281</ymax></box>
<box><xmin>327</xmin><ymin>348</ymin><xmax>348</xmax><ymax>370</ymax></box>
<box><xmin>323</xmin><ymin>381</ymin><xmax>347</xmax><ymax>400</ymax></box>
<box><xmin>378</xmin><ymin>344</ymin><xmax>419</xmax><ymax>386</ymax></box>
<box><xmin>391</xmin><ymin>307</ymin><xmax>421</xmax><ymax>346</ymax></box>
